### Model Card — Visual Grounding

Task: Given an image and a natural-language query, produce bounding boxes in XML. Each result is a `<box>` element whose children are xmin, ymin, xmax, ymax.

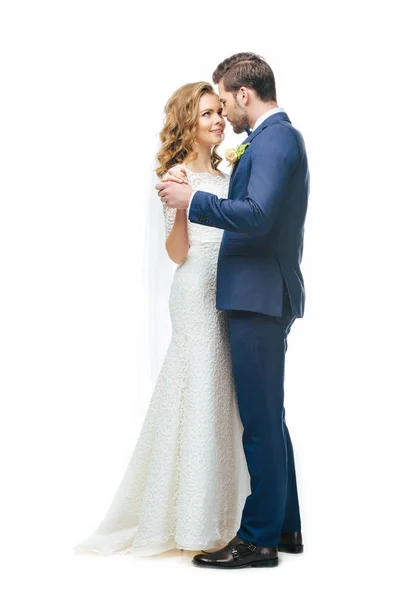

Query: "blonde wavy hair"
<box><xmin>155</xmin><ymin>82</ymin><xmax>223</xmax><ymax>179</ymax></box>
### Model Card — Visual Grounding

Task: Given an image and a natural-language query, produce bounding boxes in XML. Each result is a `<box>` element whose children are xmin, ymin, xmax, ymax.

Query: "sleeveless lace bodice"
<box><xmin>162</xmin><ymin>167</ymin><xmax>229</xmax><ymax>245</ymax></box>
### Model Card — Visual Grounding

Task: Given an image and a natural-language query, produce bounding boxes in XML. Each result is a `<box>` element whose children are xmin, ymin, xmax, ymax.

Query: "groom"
<box><xmin>156</xmin><ymin>52</ymin><xmax>309</xmax><ymax>569</ymax></box>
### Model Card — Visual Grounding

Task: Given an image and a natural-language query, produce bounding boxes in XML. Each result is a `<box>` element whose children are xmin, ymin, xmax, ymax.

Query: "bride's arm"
<box><xmin>164</xmin><ymin>207</ymin><xmax>189</xmax><ymax>265</ymax></box>
<box><xmin>161</xmin><ymin>165</ymin><xmax>189</xmax><ymax>265</ymax></box>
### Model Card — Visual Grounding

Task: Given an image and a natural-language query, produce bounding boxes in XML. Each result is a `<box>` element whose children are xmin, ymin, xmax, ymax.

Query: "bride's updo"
<box><xmin>156</xmin><ymin>82</ymin><xmax>223</xmax><ymax>179</ymax></box>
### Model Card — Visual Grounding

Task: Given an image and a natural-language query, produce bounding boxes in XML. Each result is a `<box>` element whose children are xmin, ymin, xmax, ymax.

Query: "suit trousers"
<box><xmin>226</xmin><ymin>288</ymin><xmax>301</xmax><ymax>547</ymax></box>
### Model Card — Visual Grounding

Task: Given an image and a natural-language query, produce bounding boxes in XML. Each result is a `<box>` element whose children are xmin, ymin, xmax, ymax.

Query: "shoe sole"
<box><xmin>192</xmin><ymin>558</ymin><xmax>279</xmax><ymax>569</ymax></box>
<box><xmin>278</xmin><ymin>544</ymin><xmax>304</xmax><ymax>554</ymax></box>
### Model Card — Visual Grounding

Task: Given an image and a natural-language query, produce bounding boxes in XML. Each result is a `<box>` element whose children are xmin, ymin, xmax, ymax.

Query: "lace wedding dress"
<box><xmin>74</xmin><ymin>167</ymin><xmax>251</xmax><ymax>557</ymax></box>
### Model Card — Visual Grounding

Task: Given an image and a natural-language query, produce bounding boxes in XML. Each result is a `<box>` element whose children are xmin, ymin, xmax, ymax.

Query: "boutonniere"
<box><xmin>224</xmin><ymin>143</ymin><xmax>250</xmax><ymax>167</ymax></box>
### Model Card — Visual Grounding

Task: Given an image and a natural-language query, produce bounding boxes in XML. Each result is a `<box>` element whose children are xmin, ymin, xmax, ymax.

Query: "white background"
<box><xmin>1</xmin><ymin>1</ymin><xmax>399</xmax><ymax>598</ymax></box>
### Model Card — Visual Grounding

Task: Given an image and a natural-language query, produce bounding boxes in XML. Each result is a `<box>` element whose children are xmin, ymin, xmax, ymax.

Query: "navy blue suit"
<box><xmin>188</xmin><ymin>112</ymin><xmax>309</xmax><ymax>546</ymax></box>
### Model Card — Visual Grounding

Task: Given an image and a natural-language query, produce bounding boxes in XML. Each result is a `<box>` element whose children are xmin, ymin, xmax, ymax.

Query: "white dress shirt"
<box><xmin>187</xmin><ymin>106</ymin><xmax>285</xmax><ymax>211</ymax></box>
<box><xmin>251</xmin><ymin>106</ymin><xmax>284</xmax><ymax>132</ymax></box>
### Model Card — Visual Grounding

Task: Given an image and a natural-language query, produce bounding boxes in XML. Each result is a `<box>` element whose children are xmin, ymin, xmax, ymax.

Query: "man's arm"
<box><xmin>189</xmin><ymin>127</ymin><xmax>300</xmax><ymax>234</ymax></box>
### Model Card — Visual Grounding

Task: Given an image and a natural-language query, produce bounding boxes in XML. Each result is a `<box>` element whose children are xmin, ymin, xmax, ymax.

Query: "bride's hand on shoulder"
<box><xmin>162</xmin><ymin>166</ymin><xmax>188</xmax><ymax>184</ymax></box>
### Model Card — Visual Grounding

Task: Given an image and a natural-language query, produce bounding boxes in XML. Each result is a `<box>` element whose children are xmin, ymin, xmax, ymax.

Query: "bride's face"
<box><xmin>195</xmin><ymin>93</ymin><xmax>225</xmax><ymax>148</ymax></box>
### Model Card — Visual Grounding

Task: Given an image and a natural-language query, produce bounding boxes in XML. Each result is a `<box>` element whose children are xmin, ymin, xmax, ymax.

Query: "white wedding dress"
<box><xmin>74</xmin><ymin>167</ymin><xmax>251</xmax><ymax>557</ymax></box>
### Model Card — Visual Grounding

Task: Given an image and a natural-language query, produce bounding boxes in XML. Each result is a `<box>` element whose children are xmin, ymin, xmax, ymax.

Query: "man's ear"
<box><xmin>237</xmin><ymin>86</ymin><xmax>250</xmax><ymax>106</ymax></box>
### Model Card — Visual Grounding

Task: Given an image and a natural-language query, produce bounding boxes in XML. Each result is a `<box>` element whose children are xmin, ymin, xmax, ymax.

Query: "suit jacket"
<box><xmin>188</xmin><ymin>112</ymin><xmax>310</xmax><ymax>317</ymax></box>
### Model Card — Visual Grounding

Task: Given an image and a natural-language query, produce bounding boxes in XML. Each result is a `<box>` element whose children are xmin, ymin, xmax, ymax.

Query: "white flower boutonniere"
<box><xmin>224</xmin><ymin>143</ymin><xmax>250</xmax><ymax>167</ymax></box>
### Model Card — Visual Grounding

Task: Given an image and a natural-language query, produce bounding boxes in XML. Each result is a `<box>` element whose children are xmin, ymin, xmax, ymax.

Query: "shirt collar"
<box><xmin>252</xmin><ymin>107</ymin><xmax>285</xmax><ymax>132</ymax></box>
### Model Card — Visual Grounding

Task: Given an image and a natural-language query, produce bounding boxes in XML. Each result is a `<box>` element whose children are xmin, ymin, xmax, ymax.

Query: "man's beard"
<box><xmin>230</xmin><ymin>103</ymin><xmax>250</xmax><ymax>134</ymax></box>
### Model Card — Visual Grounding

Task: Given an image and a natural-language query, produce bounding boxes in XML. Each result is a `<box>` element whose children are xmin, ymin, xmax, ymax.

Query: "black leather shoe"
<box><xmin>278</xmin><ymin>531</ymin><xmax>303</xmax><ymax>553</ymax></box>
<box><xmin>192</xmin><ymin>535</ymin><xmax>278</xmax><ymax>569</ymax></box>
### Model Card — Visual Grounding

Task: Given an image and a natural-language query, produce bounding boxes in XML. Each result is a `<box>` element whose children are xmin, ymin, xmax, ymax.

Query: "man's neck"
<box><xmin>249</xmin><ymin>101</ymin><xmax>279</xmax><ymax>129</ymax></box>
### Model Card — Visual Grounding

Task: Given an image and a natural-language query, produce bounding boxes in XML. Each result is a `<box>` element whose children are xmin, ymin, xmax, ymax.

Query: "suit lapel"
<box><xmin>228</xmin><ymin>112</ymin><xmax>291</xmax><ymax>191</ymax></box>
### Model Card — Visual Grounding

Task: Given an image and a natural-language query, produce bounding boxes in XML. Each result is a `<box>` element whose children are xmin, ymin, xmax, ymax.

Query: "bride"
<box><xmin>74</xmin><ymin>81</ymin><xmax>250</xmax><ymax>557</ymax></box>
